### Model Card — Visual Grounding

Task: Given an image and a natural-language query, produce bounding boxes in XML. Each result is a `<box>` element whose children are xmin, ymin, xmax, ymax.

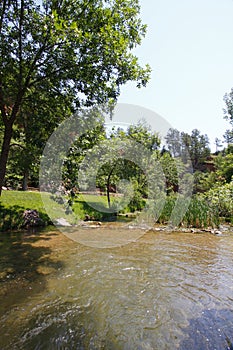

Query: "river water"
<box><xmin>0</xmin><ymin>227</ymin><xmax>233</xmax><ymax>349</ymax></box>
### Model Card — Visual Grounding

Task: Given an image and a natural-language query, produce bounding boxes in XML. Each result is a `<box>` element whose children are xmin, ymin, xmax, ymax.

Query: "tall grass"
<box><xmin>183</xmin><ymin>196</ymin><xmax>220</xmax><ymax>228</ymax></box>
<box><xmin>157</xmin><ymin>195</ymin><xmax>225</xmax><ymax>228</ymax></box>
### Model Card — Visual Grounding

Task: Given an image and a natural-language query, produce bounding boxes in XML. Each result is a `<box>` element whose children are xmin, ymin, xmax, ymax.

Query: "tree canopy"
<box><xmin>0</xmin><ymin>0</ymin><xmax>150</xmax><ymax>194</ymax></box>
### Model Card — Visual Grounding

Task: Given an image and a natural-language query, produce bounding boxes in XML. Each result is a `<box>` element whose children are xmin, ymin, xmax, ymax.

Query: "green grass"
<box><xmin>0</xmin><ymin>191</ymin><xmax>116</xmax><ymax>231</ymax></box>
<box><xmin>72</xmin><ymin>193</ymin><xmax>121</xmax><ymax>220</ymax></box>
<box><xmin>1</xmin><ymin>189</ymin><xmax>231</xmax><ymax>231</ymax></box>
<box><xmin>0</xmin><ymin>191</ymin><xmax>50</xmax><ymax>231</ymax></box>
<box><xmin>1</xmin><ymin>190</ymin><xmax>46</xmax><ymax>211</ymax></box>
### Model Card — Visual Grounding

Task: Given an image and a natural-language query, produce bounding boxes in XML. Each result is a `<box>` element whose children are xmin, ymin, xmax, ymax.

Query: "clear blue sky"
<box><xmin>118</xmin><ymin>0</ymin><xmax>233</xmax><ymax>150</ymax></box>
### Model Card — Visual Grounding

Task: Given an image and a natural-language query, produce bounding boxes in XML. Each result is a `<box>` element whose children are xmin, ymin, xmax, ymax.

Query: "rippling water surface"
<box><xmin>0</xmin><ymin>227</ymin><xmax>233</xmax><ymax>349</ymax></box>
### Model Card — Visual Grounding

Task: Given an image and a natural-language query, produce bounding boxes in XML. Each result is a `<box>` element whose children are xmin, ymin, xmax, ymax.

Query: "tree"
<box><xmin>165</xmin><ymin>128</ymin><xmax>210</xmax><ymax>171</ymax></box>
<box><xmin>215</xmin><ymin>137</ymin><xmax>223</xmax><ymax>154</ymax></box>
<box><xmin>215</xmin><ymin>153</ymin><xmax>233</xmax><ymax>183</ymax></box>
<box><xmin>160</xmin><ymin>152</ymin><xmax>180</xmax><ymax>194</ymax></box>
<box><xmin>5</xmin><ymin>87</ymin><xmax>74</xmax><ymax>190</ymax></box>
<box><xmin>224</xmin><ymin>129</ymin><xmax>233</xmax><ymax>146</ymax></box>
<box><xmin>164</xmin><ymin>128</ymin><xmax>182</xmax><ymax>158</ymax></box>
<box><xmin>126</xmin><ymin>122</ymin><xmax>160</xmax><ymax>152</ymax></box>
<box><xmin>224</xmin><ymin>88</ymin><xmax>233</xmax><ymax>127</ymax></box>
<box><xmin>181</xmin><ymin>129</ymin><xmax>210</xmax><ymax>172</ymax></box>
<box><xmin>110</xmin><ymin>122</ymin><xmax>161</xmax><ymax>206</ymax></box>
<box><xmin>0</xmin><ymin>0</ymin><xmax>150</xmax><ymax>194</ymax></box>
<box><xmin>72</xmin><ymin>122</ymin><xmax>162</xmax><ymax>212</ymax></box>
<box><xmin>63</xmin><ymin>121</ymin><xmax>107</xmax><ymax>192</ymax></box>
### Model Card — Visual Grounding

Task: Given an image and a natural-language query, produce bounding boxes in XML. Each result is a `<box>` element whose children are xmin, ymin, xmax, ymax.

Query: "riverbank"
<box><xmin>0</xmin><ymin>190</ymin><xmax>232</xmax><ymax>232</ymax></box>
<box><xmin>0</xmin><ymin>190</ymin><xmax>113</xmax><ymax>231</ymax></box>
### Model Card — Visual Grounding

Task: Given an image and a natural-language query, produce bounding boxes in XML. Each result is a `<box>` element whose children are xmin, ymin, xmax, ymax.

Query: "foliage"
<box><xmin>214</xmin><ymin>153</ymin><xmax>233</xmax><ymax>183</ymax></box>
<box><xmin>192</xmin><ymin>171</ymin><xmax>216</xmax><ymax>193</ymax></box>
<box><xmin>223</xmin><ymin>89</ymin><xmax>233</xmax><ymax>149</ymax></box>
<box><xmin>182</xmin><ymin>182</ymin><xmax>233</xmax><ymax>228</ymax></box>
<box><xmin>184</xmin><ymin>196</ymin><xmax>211</xmax><ymax>228</ymax></box>
<box><xmin>63</xmin><ymin>121</ymin><xmax>107</xmax><ymax>191</ymax></box>
<box><xmin>224</xmin><ymin>88</ymin><xmax>233</xmax><ymax>127</ymax></box>
<box><xmin>126</xmin><ymin>123</ymin><xmax>160</xmax><ymax>151</ymax></box>
<box><xmin>44</xmin><ymin>118</ymin><xmax>161</xmax><ymax>214</ymax></box>
<box><xmin>64</xmin><ymin>121</ymin><xmax>161</xmax><ymax>211</ymax></box>
<box><xmin>9</xmin><ymin>89</ymin><xmax>74</xmax><ymax>189</ymax></box>
<box><xmin>0</xmin><ymin>0</ymin><xmax>151</xmax><ymax>193</ymax></box>
<box><xmin>197</xmin><ymin>151</ymin><xmax>233</xmax><ymax>193</ymax></box>
<box><xmin>224</xmin><ymin>130</ymin><xmax>233</xmax><ymax>146</ymax></box>
<box><xmin>202</xmin><ymin>181</ymin><xmax>233</xmax><ymax>224</ymax></box>
<box><xmin>160</xmin><ymin>151</ymin><xmax>182</xmax><ymax>194</ymax></box>
<box><xmin>157</xmin><ymin>182</ymin><xmax>233</xmax><ymax>228</ymax></box>
<box><xmin>157</xmin><ymin>195</ymin><xmax>176</xmax><ymax>224</ymax></box>
<box><xmin>165</xmin><ymin>128</ymin><xmax>210</xmax><ymax>172</ymax></box>
<box><xmin>214</xmin><ymin>137</ymin><xmax>223</xmax><ymax>153</ymax></box>
<box><xmin>126</xmin><ymin>179</ymin><xmax>146</xmax><ymax>212</ymax></box>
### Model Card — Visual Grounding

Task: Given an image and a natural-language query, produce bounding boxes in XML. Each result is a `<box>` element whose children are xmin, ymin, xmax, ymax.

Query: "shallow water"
<box><xmin>0</xmin><ymin>227</ymin><xmax>233</xmax><ymax>349</ymax></box>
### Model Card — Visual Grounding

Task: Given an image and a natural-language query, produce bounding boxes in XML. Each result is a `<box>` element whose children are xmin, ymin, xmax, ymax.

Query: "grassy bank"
<box><xmin>0</xmin><ymin>191</ymin><xmax>50</xmax><ymax>231</ymax></box>
<box><xmin>0</xmin><ymin>189</ymin><xmax>232</xmax><ymax>232</ymax></box>
<box><xmin>0</xmin><ymin>191</ymin><xmax>114</xmax><ymax>231</ymax></box>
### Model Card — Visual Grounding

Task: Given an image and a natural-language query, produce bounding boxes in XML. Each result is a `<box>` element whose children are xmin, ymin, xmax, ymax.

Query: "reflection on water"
<box><xmin>0</xmin><ymin>228</ymin><xmax>233</xmax><ymax>349</ymax></box>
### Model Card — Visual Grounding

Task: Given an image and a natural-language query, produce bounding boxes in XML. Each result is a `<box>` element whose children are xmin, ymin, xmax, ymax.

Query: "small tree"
<box><xmin>215</xmin><ymin>137</ymin><xmax>223</xmax><ymax>154</ymax></box>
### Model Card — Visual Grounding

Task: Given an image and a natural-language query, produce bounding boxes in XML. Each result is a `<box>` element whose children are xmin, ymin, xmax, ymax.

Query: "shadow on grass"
<box><xmin>0</xmin><ymin>229</ymin><xmax>64</xmax><ymax>316</ymax></box>
<box><xmin>0</xmin><ymin>203</ymin><xmax>51</xmax><ymax>231</ymax></box>
<box><xmin>75</xmin><ymin>200</ymin><xmax>117</xmax><ymax>221</ymax></box>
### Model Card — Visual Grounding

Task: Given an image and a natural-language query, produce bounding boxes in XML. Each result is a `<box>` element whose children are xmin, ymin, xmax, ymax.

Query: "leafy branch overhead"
<box><xmin>0</xmin><ymin>0</ymin><xmax>151</xmax><ymax>194</ymax></box>
<box><xmin>0</xmin><ymin>0</ymin><xmax>150</xmax><ymax>112</ymax></box>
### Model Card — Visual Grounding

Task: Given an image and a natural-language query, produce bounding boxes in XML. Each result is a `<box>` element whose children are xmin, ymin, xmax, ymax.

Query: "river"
<box><xmin>0</xmin><ymin>226</ymin><xmax>233</xmax><ymax>349</ymax></box>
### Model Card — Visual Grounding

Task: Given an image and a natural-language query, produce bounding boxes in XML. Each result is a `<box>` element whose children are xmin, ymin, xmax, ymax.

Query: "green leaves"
<box><xmin>0</xmin><ymin>0</ymin><xmax>150</xmax><ymax>118</ymax></box>
<box><xmin>203</xmin><ymin>181</ymin><xmax>233</xmax><ymax>224</ymax></box>
<box><xmin>224</xmin><ymin>88</ymin><xmax>233</xmax><ymax>127</ymax></box>
<box><xmin>165</xmin><ymin>128</ymin><xmax>210</xmax><ymax>172</ymax></box>
<box><xmin>0</xmin><ymin>0</ymin><xmax>150</xmax><ymax>192</ymax></box>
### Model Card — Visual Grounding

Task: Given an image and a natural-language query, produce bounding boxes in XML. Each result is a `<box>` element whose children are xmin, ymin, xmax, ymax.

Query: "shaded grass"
<box><xmin>72</xmin><ymin>193</ymin><xmax>120</xmax><ymax>221</ymax></box>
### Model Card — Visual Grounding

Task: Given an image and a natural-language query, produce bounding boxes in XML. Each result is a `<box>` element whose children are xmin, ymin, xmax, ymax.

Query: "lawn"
<box><xmin>0</xmin><ymin>190</ymin><xmax>115</xmax><ymax>231</ymax></box>
<box><xmin>1</xmin><ymin>190</ymin><xmax>46</xmax><ymax>211</ymax></box>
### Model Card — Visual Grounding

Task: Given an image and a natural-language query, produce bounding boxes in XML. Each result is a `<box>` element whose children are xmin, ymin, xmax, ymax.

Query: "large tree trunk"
<box><xmin>0</xmin><ymin>123</ymin><xmax>13</xmax><ymax>196</ymax></box>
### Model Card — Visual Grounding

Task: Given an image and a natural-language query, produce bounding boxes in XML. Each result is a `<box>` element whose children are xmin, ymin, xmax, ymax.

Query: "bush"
<box><xmin>127</xmin><ymin>191</ymin><xmax>146</xmax><ymax>212</ymax></box>
<box><xmin>203</xmin><ymin>181</ymin><xmax>233</xmax><ymax>224</ymax></box>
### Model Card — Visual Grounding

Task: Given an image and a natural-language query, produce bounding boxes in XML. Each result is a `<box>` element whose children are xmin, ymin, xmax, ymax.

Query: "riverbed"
<box><xmin>0</xmin><ymin>227</ymin><xmax>233</xmax><ymax>349</ymax></box>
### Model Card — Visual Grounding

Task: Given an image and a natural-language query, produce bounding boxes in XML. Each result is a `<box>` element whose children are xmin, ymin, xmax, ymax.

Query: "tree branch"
<box><xmin>9</xmin><ymin>143</ymin><xmax>26</xmax><ymax>150</ymax></box>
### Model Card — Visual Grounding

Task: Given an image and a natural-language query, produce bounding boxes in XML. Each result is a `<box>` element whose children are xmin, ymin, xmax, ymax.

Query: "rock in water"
<box><xmin>55</xmin><ymin>218</ymin><xmax>72</xmax><ymax>227</ymax></box>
